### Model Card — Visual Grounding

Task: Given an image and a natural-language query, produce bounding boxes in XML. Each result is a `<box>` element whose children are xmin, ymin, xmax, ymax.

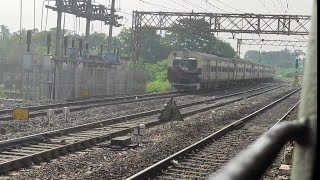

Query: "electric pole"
<box><xmin>53</xmin><ymin>0</ymin><xmax>63</xmax><ymax>100</ymax></box>
<box><xmin>85</xmin><ymin>0</ymin><xmax>92</xmax><ymax>45</ymax></box>
<box><xmin>20</xmin><ymin>0</ymin><xmax>22</xmax><ymax>44</ymax></box>
<box><xmin>108</xmin><ymin>0</ymin><xmax>116</xmax><ymax>53</ymax></box>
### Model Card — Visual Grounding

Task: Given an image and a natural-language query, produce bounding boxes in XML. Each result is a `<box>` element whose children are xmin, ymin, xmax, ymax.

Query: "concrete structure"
<box><xmin>0</xmin><ymin>55</ymin><xmax>147</xmax><ymax>100</ymax></box>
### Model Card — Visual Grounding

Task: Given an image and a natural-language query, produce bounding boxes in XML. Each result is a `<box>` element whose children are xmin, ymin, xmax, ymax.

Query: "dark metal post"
<box><xmin>108</xmin><ymin>0</ymin><xmax>116</xmax><ymax>53</ymax></box>
<box><xmin>291</xmin><ymin>0</ymin><xmax>317</xmax><ymax>179</ymax></box>
<box><xmin>85</xmin><ymin>0</ymin><xmax>92</xmax><ymax>46</ymax></box>
<box><xmin>47</xmin><ymin>34</ymin><xmax>51</xmax><ymax>55</ymax></box>
<box><xmin>79</xmin><ymin>39</ymin><xmax>83</xmax><ymax>56</ymax></box>
<box><xmin>236</xmin><ymin>39</ymin><xmax>241</xmax><ymax>58</ymax></box>
<box><xmin>26</xmin><ymin>30</ymin><xmax>32</xmax><ymax>53</ymax></box>
<box><xmin>100</xmin><ymin>45</ymin><xmax>103</xmax><ymax>53</ymax></box>
<box><xmin>53</xmin><ymin>0</ymin><xmax>63</xmax><ymax>100</ymax></box>
<box><xmin>63</xmin><ymin>36</ymin><xmax>68</xmax><ymax>56</ymax></box>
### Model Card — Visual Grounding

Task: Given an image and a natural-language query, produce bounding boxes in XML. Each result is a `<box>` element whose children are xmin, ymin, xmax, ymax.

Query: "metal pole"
<box><xmin>237</xmin><ymin>39</ymin><xmax>241</xmax><ymax>58</ymax></box>
<box><xmin>34</xmin><ymin>0</ymin><xmax>36</xmax><ymax>30</ymax></box>
<box><xmin>32</xmin><ymin>54</ymin><xmax>36</xmax><ymax>100</ymax></box>
<box><xmin>291</xmin><ymin>0</ymin><xmax>317</xmax><ymax>179</ymax></box>
<box><xmin>85</xmin><ymin>0</ymin><xmax>92</xmax><ymax>44</ymax></box>
<box><xmin>20</xmin><ymin>0</ymin><xmax>22</xmax><ymax>44</ymax></box>
<box><xmin>53</xmin><ymin>0</ymin><xmax>63</xmax><ymax>100</ymax></box>
<box><xmin>108</xmin><ymin>0</ymin><xmax>116</xmax><ymax>53</ymax></box>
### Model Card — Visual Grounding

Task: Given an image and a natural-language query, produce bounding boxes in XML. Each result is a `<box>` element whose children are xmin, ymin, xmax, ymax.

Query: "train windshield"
<box><xmin>173</xmin><ymin>59</ymin><xmax>197</xmax><ymax>71</ymax></box>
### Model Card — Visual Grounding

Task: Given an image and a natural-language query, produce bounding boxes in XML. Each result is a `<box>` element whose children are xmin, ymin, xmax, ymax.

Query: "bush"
<box><xmin>276</xmin><ymin>67</ymin><xmax>296</xmax><ymax>78</ymax></box>
<box><xmin>146</xmin><ymin>81</ymin><xmax>170</xmax><ymax>93</ymax></box>
<box><xmin>0</xmin><ymin>86</ymin><xmax>6</xmax><ymax>99</ymax></box>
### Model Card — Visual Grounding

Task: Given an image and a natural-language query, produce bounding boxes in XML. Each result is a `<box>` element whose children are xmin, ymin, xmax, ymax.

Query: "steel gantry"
<box><xmin>131</xmin><ymin>11</ymin><xmax>311</xmax><ymax>63</ymax></box>
<box><xmin>46</xmin><ymin>0</ymin><xmax>123</xmax><ymax>100</ymax></box>
<box><xmin>236</xmin><ymin>38</ymin><xmax>308</xmax><ymax>57</ymax></box>
<box><xmin>46</xmin><ymin>0</ymin><xmax>123</xmax><ymax>56</ymax></box>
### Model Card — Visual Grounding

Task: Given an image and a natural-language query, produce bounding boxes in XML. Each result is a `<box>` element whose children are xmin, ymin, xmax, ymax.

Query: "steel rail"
<box><xmin>0</xmin><ymin>84</ymin><xmax>277</xmax><ymax>122</ymax></box>
<box><xmin>0</xmin><ymin>85</ymin><xmax>286</xmax><ymax>173</ymax></box>
<box><xmin>0</xmin><ymin>91</ymin><xmax>183</xmax><ymax>116</ymax></box>
<box><xmin>0</xmin><ymin>85</ymin><xmax>281</xmax><ymax>149</ymax></box>
<box><xmin>126</xmin><ymin>89</ymin><xmax>300</xmax><ymax>180</ymax></box>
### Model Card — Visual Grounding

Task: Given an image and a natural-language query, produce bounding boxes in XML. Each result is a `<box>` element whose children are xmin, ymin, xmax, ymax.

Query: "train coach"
<box><xmin>167</xmin><ymin>50</ymin><xmax>274</xmax><ymax>90</ymax></box>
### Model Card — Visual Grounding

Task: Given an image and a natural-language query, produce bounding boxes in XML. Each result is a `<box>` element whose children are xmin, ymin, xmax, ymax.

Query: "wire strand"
<box><xmin>258</xmin><ymin>0</ymin><xmax>271</xmax><ymax>14</ymax></box>
<box><xmin>168</xmin><ymin>0</ymin><xmax>193</xmax><ymax>11</ymax></box>
<box><xmin>213</xmin><ymin>0</ymin><xmax>246</xmax><ymax>13</ymax></box>
<box><xmin>139</xmin><ymin>0</ymin><xmax>182</xmax><ymax>11</ymax></box>
<box><xmin>199</xmin><ymin>0</ymin><xmax>230</xmax><ymax>13</ymax></box>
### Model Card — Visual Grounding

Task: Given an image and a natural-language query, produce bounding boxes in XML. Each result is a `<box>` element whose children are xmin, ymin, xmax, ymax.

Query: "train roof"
<box><xmin>174</xmin><ymin>51</ymin><xmax>272</xmax><ymax>68</ymax></box>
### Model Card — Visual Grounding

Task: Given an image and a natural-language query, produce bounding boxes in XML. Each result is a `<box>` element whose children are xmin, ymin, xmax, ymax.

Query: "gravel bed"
<box><xmin>0</xmin><ymin>82</ymin><xmax>285</xmax><ymax>111</ymax></box>
<box><xmin>0</xmin><ymin>84</ymin><xmax>279</xmax><ymax>141</ymax></box>
<box><xmin>261</xmin><ymin>109</ymin><xmax>298</xmax><ymax>180</ymax></box>
<box><xmin>3</xmin><ymin>84</ymin><xmax>299</xmax><ymax>179</ymax></box>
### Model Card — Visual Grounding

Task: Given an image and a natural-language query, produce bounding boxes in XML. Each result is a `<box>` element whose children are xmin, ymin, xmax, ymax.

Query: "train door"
<box><xmin>251</xmin><ymin>65</ymin><xmax>253</xmax><ymax>78</ymax></box>
<box><xmin>211</xmin><ymin>60</ymin><xmax>216</xmax><ymax>81</ymax></box>
<box><xmin>227</xmin><ymin>62</ymin><xmax>230</xmax><ymax>80</ymax></box>
<box><xmin>234</xmin><ymin>63</ymin><xmax>237</xmax><ymax>80</ymax></box>
<box><xmin>243</xmin><ymin>64</ymin><xmax>246</xmax><ymax>79</ymax></box>
<box><xmin>204</xmin><ymin>59</ymin><xmax>210</xmax><ymax>81</ymax></box>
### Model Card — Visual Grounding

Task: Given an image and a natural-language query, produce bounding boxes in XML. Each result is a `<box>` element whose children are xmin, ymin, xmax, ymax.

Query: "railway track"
<box><xmin>0</xmin><ymin>84</ymin><xmax>289</xmax><ymax>174</ymax></box>
<box><xmin>0</xmin><ymin>91</ymin><xmax>188</xmax><ymax>121</ymax></box>
<box><xmin>0</xmin><ymin>84</ymin><xmax>277</xmax><ymax>122</ymax></box>
<box><xmin>0</xmin><ymin>84</ymin><xmax>276</xmax><ymax>122</ymax></box>
<box><xmin>65</xmin><ymin>91</ymin><xmax>180</xmax><ymax>102</ymax></box>
<box><xmin>126</xmin><ymin>90</ymin><xmax>300</xmax><ymax>180</ymax></box>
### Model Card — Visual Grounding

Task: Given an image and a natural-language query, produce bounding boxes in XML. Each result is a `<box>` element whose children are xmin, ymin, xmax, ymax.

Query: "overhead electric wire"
<box><xmin>258</xmin><ymin>0</ymin><xmax>271</xmax><ymax>14</ymax></box>
<box><xmin>180</xmin><ymin>0</ymin><xmax>207</xmax><ymax>12</ymax></box>
<box><xmin>139</xmin><ymin>0</ymin><xmax>182</xmax><ymax>11</ymax></box>
<box><xmin>270</xmin><ymin>0</ymin><xmax>284</xmax><ymax>14</ymax></box>
<box><xmin>200</xmin><ymin>0</ymin><xmax>230</xmax><ymax>13</ymax></box>
<box><xmin>213</xmin><ymin>0</ymin><xmax>246</xmax><ymax>13</ymax></box>
<box><xmin>168</xmin><ymin>0</ymin><xmax>193</xmax><ymax>11</ymax></box>
<box><xmin>277</xmin><ymin>0</ymin><xmax>287</xmax><ymax>14</ymax></box>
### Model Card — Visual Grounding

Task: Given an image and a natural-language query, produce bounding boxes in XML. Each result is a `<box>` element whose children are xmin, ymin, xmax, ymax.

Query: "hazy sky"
<box><xmin>0</xmin><ymin>0</ymin><xmax>313</xmax><ymax>56</ymax></box>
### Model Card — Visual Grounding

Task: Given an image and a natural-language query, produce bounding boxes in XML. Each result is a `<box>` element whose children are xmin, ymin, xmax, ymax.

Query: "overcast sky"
<box><xmin>0</xmin><ymin>0</ymin><xmax>313</xmax><ymax>57</ymax></box>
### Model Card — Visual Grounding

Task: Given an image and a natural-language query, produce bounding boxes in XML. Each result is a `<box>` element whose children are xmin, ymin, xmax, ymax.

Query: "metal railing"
<box><xmin>208</xmin><ymin>0</ymin><xmax>317</xmax><ymax>179</ymax></box>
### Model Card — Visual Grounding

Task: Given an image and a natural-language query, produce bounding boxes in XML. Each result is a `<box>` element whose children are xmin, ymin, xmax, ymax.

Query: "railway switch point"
<box><xmin>111</xmin><ymin>136</ymin><xmax>132</xmax><ymax>148</ymax></box>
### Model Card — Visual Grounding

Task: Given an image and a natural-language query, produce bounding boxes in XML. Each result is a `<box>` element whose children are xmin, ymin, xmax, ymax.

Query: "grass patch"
<box><xmin>146</xmin><ymin>81</ymin><xmax>170</xmax><ymax>93</ymax></box>
<box><xmin>275</xmin><ymin>67</ymin><xmax>296</xmax><ymax>79</ymax></box>
<box><xmin>0</xmin><ymin>85</ymin><xmax>6</xmax><ymax>99</ymax></box>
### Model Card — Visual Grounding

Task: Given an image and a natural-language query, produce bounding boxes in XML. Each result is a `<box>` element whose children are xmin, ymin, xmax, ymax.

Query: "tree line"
<box><xmin>0</xmin><ymin>18</ymin><xmax>236</xmax><ymax>65</ymax></box>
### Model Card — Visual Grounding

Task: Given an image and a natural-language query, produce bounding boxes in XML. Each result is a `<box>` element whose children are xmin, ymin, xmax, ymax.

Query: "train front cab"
<box><xmin>168</xmin><ymin>54</ymin><xmax>201</xmax><ymax>91</ymax></box>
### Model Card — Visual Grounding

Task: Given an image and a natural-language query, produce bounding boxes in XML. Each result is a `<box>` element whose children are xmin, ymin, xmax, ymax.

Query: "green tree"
<box><xmin>244</xmin><ymin>49</ymin><xmax>296</xmax><ymax>68</ymax></box>
<box><xmin>0</xmin><ymin>25</ymin><xmax>10</xmax><ymax>41</ymax></box>
<box><xmin>116</xmin><ymin>27</ymin><xmax>172</xmax><ymax>63</ymax></box>
<box><xmin>163</xmin><ymin>18</ymin><xmax>236</xmax><ymax>58</ymax></box>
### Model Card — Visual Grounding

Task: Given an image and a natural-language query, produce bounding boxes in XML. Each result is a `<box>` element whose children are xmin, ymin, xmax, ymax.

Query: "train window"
<box><xmin>173</xmin><ymin>59</ymin><xmax>197</xmax><ymax>71</ymax></box>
